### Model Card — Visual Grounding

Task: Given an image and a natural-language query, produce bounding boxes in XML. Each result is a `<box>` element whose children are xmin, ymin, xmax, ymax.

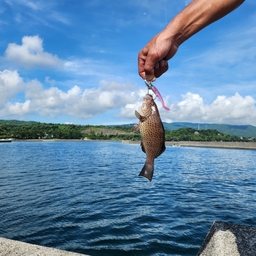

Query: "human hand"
<box><xmin>138</xmin><ymin>30</ymin><xmax>179</xmax><ymax>81</ymax></box>
<box><xmin>138</xmin><ymin>0</ymin><xmax>244</xmax><ymax>82</ymax></box>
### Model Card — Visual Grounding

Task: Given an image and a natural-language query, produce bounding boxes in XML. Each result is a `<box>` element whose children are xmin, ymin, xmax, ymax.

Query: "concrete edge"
<box><xmin>197</xmin><ymin>221</ymin><xmax>256</xmax><ymax>256</ymax></box>
<box><xmin>0</xmin><ymin>237</ymin><xmax>88</xmax><ymax>256</ymax></box>
<box><xmin>122</xmin><ymin>140</ymin><xmax>256</xmax><ymax>150</ymax></box>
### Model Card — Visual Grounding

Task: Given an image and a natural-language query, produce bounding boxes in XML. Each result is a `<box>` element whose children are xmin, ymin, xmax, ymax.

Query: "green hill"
<box><xmin>165</xmin><ymin>127</ymin><xmax>242</xmax><ymax>142</ymax></box>
<box><xmin>0</xmin><ymin>119</ymin><xmax>39</xmax><ymax>126</ymax></box>
<box><xmin>163</xmin><ymin>122</ymin><xmax>256</xmax><ymax>138</ymax></box>
<box><xmin>1</xmin><ymin>119</ymin><xmax>256</xmax><ymax>140</ymax></box>
<box><xmin>0</xmin><ymin>120</ymin><xmax>139</xmax><ymax>140</ymax></box>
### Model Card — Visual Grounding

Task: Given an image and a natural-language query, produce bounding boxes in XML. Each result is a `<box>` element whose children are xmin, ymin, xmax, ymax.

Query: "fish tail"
<box><xmin>139</xmin><ymin>163</ymin><xmax>154</xmax><ymax>182</ymax></box>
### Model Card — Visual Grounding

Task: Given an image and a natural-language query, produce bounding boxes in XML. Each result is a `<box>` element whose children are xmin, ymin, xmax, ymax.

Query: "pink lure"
<box><xmin>151</xmin><ymin>85</ymin><xmax>170</xmax><ymax>111</ymax></box>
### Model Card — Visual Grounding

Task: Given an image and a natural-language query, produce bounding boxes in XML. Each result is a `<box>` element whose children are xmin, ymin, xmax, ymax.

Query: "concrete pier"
<box><xmin>2</xmin><ymin>221</ymin><xmax>256</xmax><ymax>255</ymax></box>
<box><xmin>123</xmin><ymin>140</ymin><xmax>256</xmax><ymax>150</ymax></box>
<box><xmin>166</xmin><ymin>141</ymin><xmax>256</xmax><ymax>150</ymax></box>
<box><xmin>0</xmin><ymin>237</ymin><xmax>87</xmax><ymax>256</ymax></box>
<box><xmin>198</xmin><ymin>221</ymin><xmax>256</xmax><ymax>256</ymax></box>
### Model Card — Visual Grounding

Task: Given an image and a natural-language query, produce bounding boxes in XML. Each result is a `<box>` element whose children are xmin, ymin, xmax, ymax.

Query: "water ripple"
<box><xmin>1</xmin><ymin>142</ymin><xmax>256</xmax><ymax>255</ymax></box>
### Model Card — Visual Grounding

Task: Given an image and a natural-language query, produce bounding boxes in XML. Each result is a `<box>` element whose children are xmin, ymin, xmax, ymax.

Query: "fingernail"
<box><xmin>146</xmin><ymin>75</ymin><xmax>156</xmax><ymax>82</ymax></box>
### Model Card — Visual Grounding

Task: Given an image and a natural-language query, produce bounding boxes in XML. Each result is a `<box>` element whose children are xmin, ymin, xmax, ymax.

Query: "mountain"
<box><xmin>1</xmin><ymin>119</ymin><xmax>256</xmax><ymax>138</ymax></box>
<box><xmin>0</xmin><ymin>119</ymin><xmax>40</xmax><ymax>126</ymax></box>
<box><xmin>163</xmin><ymin>122</ymin><xmax>256</xmax><ymax>138</ymax></box>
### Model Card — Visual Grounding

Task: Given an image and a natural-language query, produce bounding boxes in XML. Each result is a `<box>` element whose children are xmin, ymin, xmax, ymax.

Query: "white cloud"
<box><xmin>62</xmin><ymin>81</ymin><xmax>139</xmax><ymax>118</ymax></box>
<box><xmin>45</xmin><ymin>76</ymin><xmax>56</xmax><ymax>86</ymax></box>
<box><xmin>1</xmin><ymin>76</ymin><xmax>140</xmax><ymax>119</ymax></box>
<box><xmin>5</xmin><ymin>0</ymin><xmax>42</xmax><ymax>10</ymax></box>
<box><xmin>6</xmin><ymin>100</ymin><xmax>31</xmax><ymax>115</ymax></box>
<box><xmin>4</xmin><ymin>35</ymin><xmax>63</xmax><ymax>68</ymax></box>
<box><xmin>120</xmin><ymin>89</ymin><xmax>149</xmax><ymax>118</ymax></box>
<box><xmin>1</xmin><ymin>69</ymin><xmax>256</xmax><ymax>126</ymax></box>
<box><xmin>0</xmin><ymin>69</ymin><xmax>24</xmax><ymax>106</ymax></box>
<box><xmin>159</xmin><ymin>92</ymin><xmax>256</xmax><ymax>125</ymax></box>
<box><xmin>204</xmin><ymin>93</ymin><xmax>256</xmax><ymax>123</ymax></box>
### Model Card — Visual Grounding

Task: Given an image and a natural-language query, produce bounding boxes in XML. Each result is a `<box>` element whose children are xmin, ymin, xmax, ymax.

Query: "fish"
<box><xmin>132</xmin><ymin>94</ymin><xmax>166</xmax><ymax>182</ymax></box>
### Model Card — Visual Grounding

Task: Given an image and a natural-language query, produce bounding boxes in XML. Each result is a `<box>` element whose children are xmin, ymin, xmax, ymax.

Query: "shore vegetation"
<box><xmin>0</xmin><ymin>120</ymin><xmax>255</xmax><ymax>142</ymax></box>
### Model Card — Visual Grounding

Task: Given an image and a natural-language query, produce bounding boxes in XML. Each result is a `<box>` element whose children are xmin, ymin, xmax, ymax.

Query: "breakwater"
<box><xmin>123</xmin><ymin>140</ymin><xmax>256</xmax><ymax>150</ymax></box>
<box><xmin>0</xmin><ymin>237</ymin><xmax>86</xmax><ymax>256</ymax></box>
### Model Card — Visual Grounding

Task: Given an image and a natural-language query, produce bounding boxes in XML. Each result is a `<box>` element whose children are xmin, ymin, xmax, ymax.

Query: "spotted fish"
<box><xmin>133</xmin><ymin>94</ymin><xmax>166</xmax><ymax>181</ymax></box>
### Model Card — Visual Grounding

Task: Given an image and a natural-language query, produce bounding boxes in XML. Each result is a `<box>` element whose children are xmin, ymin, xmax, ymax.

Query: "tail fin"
<box><xmin>139</xmin><ymin>163</ymin><xmax>154</xmax><ymax>182</ymax></box>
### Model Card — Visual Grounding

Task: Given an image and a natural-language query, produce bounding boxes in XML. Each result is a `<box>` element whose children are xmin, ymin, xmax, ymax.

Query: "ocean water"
<box><xmin>0</xmin><ymin>141</ymin><xmax>256</xmax><ymax>256</ymax></box>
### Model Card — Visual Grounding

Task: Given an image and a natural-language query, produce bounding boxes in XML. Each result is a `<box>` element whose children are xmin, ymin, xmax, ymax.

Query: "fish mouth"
<box><xmin>143</xmin><ymin>94</ymin><xmax>153</xmax><ymax>99</ymax></box>
<box><xmin>143</xmin><ymin>94</ymin><xmax>153</xmax><ymax>103</ymax></box>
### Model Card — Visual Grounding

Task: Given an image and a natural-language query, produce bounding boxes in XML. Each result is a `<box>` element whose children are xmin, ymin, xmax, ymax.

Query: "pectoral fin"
<box><xmin>132</xmin><ymin>123</ymin><xmax>140</xmax><ymax>132</ymax></box>
<box><xmin>140</xmin><ymin>141</ymin><xmax>146</xmax><ymax>153</ymax></box>
<box><xmin>156</xmin><ymin>143</ymin><xmax>166</xmax><ymax>158</ymax></box>
<box><xmin>135</xmin><ymin>110</ymin><xmax>148</xmax><ymax>122</ymax></box>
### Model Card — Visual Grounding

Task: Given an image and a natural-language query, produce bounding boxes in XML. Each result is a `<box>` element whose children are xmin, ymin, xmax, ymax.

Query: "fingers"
<box><xmin>145</xmin><ymin>60</ymin><xmax>168</xmax><ymax>81</ymax></box>
<box><xmin>138</xmin><ymin>33</ymin><xmax>179</xmax><ymax>80</ymax></box>
<box><xmin>138</xmin><ymin>54</ymin><xmax>168</xmax><ymax>81</ymax></box>
<box><xmin>140</xmin><ymin>61</ymin><xmax>168</xmax><ymax>81</ymax></box>
<box><xmin>154</xmin><ymin>60</ymin><xmax>168</xmax><ymax>78</ymax></box>
<box><xmin>139</xmin><ymin>49</ymin><xmax>156</xmax><ymax>81</ymax></box>
<box><xmin>145</xmin><ymin>75</ymin><xmax>156</xmax><ymax>82</ymax></box>
<box><xmin>138</xmin><ymin>45</ymin><xmax>169</xmax><ymax>81</ymax></box>
<box><xmin>138</xmin><ymin>50</ymin><xmax>147</xmax><ymax>79</ymax></box>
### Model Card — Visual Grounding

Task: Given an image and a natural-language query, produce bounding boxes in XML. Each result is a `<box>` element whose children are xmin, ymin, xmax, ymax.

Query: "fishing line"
<box><xmin>164</xmin><ymin>0</ymin><xmax>167</xmax><ymax>25</ymax></box>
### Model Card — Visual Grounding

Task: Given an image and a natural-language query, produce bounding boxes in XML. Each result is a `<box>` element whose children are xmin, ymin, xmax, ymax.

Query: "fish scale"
<box><xmin>132</xmin><ymin>94</ymin><xmax>166</xmax><ymax>181</ymax></box>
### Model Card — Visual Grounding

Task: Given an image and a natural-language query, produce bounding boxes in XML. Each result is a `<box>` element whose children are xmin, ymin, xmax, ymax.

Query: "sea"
<box><xmin>0</xmin><ymin>141</ymin><xmax>256</xmax><ymax>256</ymax></box>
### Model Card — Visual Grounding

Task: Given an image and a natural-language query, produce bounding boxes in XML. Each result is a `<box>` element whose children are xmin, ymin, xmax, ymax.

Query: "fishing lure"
<box><xmin>144</xmin><ymin>80</ymin><xmax>170</xmax><ymax>111</ymax></box>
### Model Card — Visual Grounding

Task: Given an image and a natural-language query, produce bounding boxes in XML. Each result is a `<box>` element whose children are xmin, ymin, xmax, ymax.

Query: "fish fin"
<box><xmin>161</xmin><ymin>144</ymin><xmax>166</xmax><ymax>154</ymax></box>
<box><xmin>132</xmin><ymin>123</ymin><xmax>140</xmax><ymax>132</ymax></box>
<box><xmin>135</xmin><ymin>110</ymin><xmax>147</xmax><ymax>122</ymax></box>
<box><xmin>140</xmin><ymin>141</ymin><xmax>146</xmax><ymax>153</ymax></box>
<box><xmin>156</xmin><ymin>123</ymin><xmax>166</xmax><ymax>157</ymax></box>
<box><xmin>135</xmin><ymin>110</ymin><xmax>141</xmax><ymax>119</ymax></box>
<box><xmin>139</xmin><ymin>163</ymin><xmax>154</xmax><ymax>182</ymax></box>
<box><xmin>156</xmin><ymin>144</ymin><xmax>166</xmax><ymax>158</ymax></box>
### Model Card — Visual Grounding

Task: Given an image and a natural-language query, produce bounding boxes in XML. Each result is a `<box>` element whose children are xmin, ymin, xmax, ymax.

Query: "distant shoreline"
<box><xmin>12</xmin><ymin>139</ymin><xmax>122</xmax><ymax>143</ymax></box>
<box><xmin>9</xmin><ymin>139</ymin><xmax>256</xmax><ymax>150</ymax></box>
<box><xmin>122</xmin><ymin>140</ymin><xmax>256</xmax><ymax>150</ymax></box>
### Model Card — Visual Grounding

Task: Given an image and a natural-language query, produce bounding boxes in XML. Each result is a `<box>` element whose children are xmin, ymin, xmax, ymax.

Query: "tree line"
<box><xmin>0</xmin><ymin>120</ymin><xmax>254</xmax><ymax>141</ymax></box>
<box><xmin>165</xmin><ymin>127</ymin><xmax>249</xmax><ymax>142</ymax></box>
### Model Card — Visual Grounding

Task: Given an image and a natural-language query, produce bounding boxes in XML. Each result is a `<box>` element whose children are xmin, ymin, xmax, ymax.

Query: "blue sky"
<box><xmin>0</xmin><ymin>0</ymin><xmax>256</xmax><ymax>126</ymax></box>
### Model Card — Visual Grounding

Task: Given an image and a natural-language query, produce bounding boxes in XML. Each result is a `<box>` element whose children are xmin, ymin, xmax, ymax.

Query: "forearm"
<box><xmin>165</xmin><ymin>0</ymin><xmax>245</xmax><ymax>45</ymax></box>
<box><xmin>138</xmin><ymin>0</ymin><xmax>244</xmax><ymax>80</ymax></box>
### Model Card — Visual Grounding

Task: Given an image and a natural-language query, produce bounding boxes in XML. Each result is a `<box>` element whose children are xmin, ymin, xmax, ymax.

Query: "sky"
<box><xmin>0</xmin><ymin>0</ymin><xmax>256</xmax><ymax>126</ymax></box>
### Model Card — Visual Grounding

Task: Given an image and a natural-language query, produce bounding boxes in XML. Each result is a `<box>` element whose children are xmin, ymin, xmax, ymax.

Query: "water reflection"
<box><xmin>0</xmin><ymin>142</ymin><xmax>256</xmax><ymax>256</ymax></box>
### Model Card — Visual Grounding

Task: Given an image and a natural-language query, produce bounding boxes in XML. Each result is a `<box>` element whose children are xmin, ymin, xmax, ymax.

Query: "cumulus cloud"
<box><xmin>61</xmin><ymin>81</ymin><xmax>140</xmax><ymax>118</ymax></box>
<box><xmin>0</xmin><ymin>69</ymin><xmax>24</xmax><ymax>106</ymax></box>
<box><xmin>158</xmin><ymin>92</ymin><xmax>256</xmax><ymax>125</ymax></box>
<box><xmin>4</xmin><ymin>35</ymin><xmax>63</xmax><ymax>68</ymax></box>
<box><xmin>1</xmin><ymin>69</ymin><xmax>256</xmax><ymax>125</ymax></box>
<box><xmin>5</xmin><ymin>100</ymin><xmax>32</xmax><ymax>115</ymax></box>
<box><xmin>1</xmin><ymin>76</ymin><xmax>140</xmax><ymax>119</ymax></box>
